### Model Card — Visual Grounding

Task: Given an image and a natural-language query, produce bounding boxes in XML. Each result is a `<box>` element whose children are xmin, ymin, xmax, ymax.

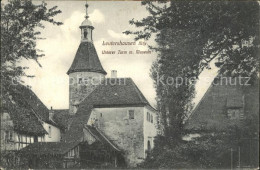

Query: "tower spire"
<box><xmin>79</xmin><ymin>2</ymin><xmax>94</xmax><ymax>42</ymax></box>
<box><xmin>85</xmin><ymin>2</ymin><xmax>89</xmax><ymax>19</ymax></box>
<box><xmin>67</xmin><ymin>2</ymin><xmax>106</xmax><ymax>115</ymax></box>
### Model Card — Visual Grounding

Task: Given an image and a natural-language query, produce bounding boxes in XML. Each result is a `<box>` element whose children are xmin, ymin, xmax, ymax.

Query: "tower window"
<box><xmin>84</xmin><ymin>29</ymin><xmax>88</xmax><ymax>39</ymax></box>
<box><xmin>78</xmin><ymin>78</ymin><xmax>83</xmax><ymax>84</ymax></box>
<box><xmin>128</xmin><ymin>110</ymin><xmax>134</xmax><ymax>119</ymax></box>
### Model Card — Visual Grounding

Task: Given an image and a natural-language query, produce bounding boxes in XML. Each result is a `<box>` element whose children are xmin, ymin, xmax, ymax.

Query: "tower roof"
<box><xmin>80</xmin><ymin>3</ymin><xmax>93</xmax><ymax>28</ymax></box>
<box><xmin>80</xmin><ymin>19</ymin><xmax>93</xmax><ymax>27</ymax></box>
<box><xmin>67</xmin><ymin>41</ymin><xmax>107</xmax><ymax>75</ymax></box>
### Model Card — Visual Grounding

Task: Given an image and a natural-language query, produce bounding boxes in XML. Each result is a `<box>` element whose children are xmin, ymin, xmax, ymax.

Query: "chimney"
<box><xmin>111</xmin><ymin>70</ymin><xmax>117</xmax><ymax>78</ymax></box>
<box><xmin>49</xmin><ymin>106</ymin><xmax>54</xmax><ymax>121</ymax></box>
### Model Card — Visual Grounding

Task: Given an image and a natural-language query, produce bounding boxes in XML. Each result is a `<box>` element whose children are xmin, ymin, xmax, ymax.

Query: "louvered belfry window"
<box><xmin>84</xmin><ymin>29</ymin><xmax>88</xmax><ymax>39</ymax></box>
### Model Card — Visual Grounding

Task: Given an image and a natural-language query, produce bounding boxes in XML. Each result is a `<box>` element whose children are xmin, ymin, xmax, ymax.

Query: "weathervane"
<box><xmin>85</xmin><ymin>2</ymin><xmax>89</xmax><ymax>19</ymax></box>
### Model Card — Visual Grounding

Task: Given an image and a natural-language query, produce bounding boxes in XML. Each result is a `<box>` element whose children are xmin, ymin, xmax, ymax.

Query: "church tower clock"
<box><xmin>67</xmin><ymin>3</ymin><xmax>107</xmax><ymax>115</ymax></box>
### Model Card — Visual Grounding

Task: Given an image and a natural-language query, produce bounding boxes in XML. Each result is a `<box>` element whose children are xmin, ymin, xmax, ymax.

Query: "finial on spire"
<box><xmin>85</xmin><ymin>2</ymin><xmax>89</xmax><ymax>19</ymax></box>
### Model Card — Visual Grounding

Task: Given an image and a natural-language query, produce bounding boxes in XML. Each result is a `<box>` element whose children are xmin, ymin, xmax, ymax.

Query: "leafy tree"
<box><xmin>125</xmin><ymin>1</ymin><xmax>259</xmax><ymax>140</ymax></box>
<box><xmin>1</xmin><ymin>0</ymin><xmax>62</xmax><ymax>99</ymax></box>
<box><xmin>139</xmin><ymin>113</ymin><xmax>259</xmax><ymax>169</ymax></box>
<box><xmin>1</xmin><ymin>0</ymin><xmax>62</xmax><ymax>168</ymax></box>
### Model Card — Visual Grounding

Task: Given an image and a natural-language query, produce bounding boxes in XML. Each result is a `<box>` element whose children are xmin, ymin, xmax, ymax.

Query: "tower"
<box><xmin>67</xmin><ymin>3</ymin><xmax>107</xmax><ymax>115</ymax></box>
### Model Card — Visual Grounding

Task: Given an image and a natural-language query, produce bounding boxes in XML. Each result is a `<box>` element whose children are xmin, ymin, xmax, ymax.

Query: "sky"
<box><xmin>21</xmin><ymin>1</ymin><xmax>218</xmax><ymax>110</ymax></box>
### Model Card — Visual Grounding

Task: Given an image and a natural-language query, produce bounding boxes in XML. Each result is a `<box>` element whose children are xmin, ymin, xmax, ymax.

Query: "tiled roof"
<box><xmin>62</xmin><ymin>107</ymin><xmax>92</xmax><ymax>143</ymax></box>
<box><xmin>67</xmin><ymin>42</ymin><xmax>107</xmax><ymax>75</ymax></box>
<box><xmin>15</xmin><ymin>85</ymin><xmax>60</xmax><ymax>127</ymax></box>
<box><xmin>185</xmin><ymin>77</ymin><xmax>259</xmax><ymax>131</ymax></box>
<box><xmin>2</xmin><ymin>84</ymin><xmax>47</xmax><ymax>135</ymax></box>
<box><xmin>63</xmin><ymin>78</ymin><xmax>153</xmax><ymax>143</ymax></box>
<box><xmin>14</xmin><ymin>85</ymin><xmax>49</xmax><ymax>120</ymax></box>
<box><xmin>82</xmin><ymin>78</ymin><xmax>150</xmax><ymax>107</ymax></box>
<box><xmin>19</xmin><ymin>126</ymin><xmax>121</xmax><ymax>156</ymax></box>
<box><xmin>84</xmin><ymin>125</ymin><xmax>121</xmax><ymax>152</ymax></box>
<box><xmin>19</xmin><ymin>142</ymin><xmax>79</xmax><ymax>155</ymax></box>
<box><xmin>53</xmin><ymin>109</ymin><xmax>70</xmax><ymax>131</ymax></box>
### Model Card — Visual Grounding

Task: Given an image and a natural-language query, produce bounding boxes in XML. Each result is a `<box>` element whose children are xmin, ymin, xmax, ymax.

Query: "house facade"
<box><xmin>86</xmin><ymin>99</ymin><xmax>157</xmax><ymax>166</ymax></box>
<box><xmin>184</xmin><ymin>77</ymin><xmax>259</xmax><ymax>168</ymax></box>
<box><xmin>1</xmin><ymin>84</ymin><xmax>61</xmax><ymax>168</ymax></box>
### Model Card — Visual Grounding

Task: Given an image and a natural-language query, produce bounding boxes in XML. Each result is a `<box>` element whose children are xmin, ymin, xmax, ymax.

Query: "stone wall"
<box><xmin>69</xmin><ymin>72</ymin><xmax>105</xmax><ymax>114</ymax></box>
<box><xmin>87</xmin><ymin>107</ymin><xmax>145</xmax><ymax>167</ymax></box>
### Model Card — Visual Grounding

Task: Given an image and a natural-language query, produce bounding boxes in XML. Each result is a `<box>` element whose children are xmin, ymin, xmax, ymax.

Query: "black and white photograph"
<box><xmin>1</xmin><ymin>0</ymin><xmax>259</xmax><ymax>169</ymax></box>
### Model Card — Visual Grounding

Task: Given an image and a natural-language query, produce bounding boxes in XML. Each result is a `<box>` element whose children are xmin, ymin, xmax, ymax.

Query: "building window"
<box><xmin>147</xmin><ymin>140</ymin><xmax>151</xmax><ymax>151</ymax></box>
<box><xmin>48</xmin><ymin>126</ymin><xmax>52</xmax><ymax>138</ymax></box>
<box><xmin>4</xmin><ymin>131</ymin><xmax>13</xmax><ymax>142</ymax></box>
<box><xmin>34</xmin><ymin>136</ymin><xmax>38</xmax><ymax>142</ymax></box>
<box><xmin>147</xmin><ymin>112</ymin><xmax>154</xmax><ymax>123</ymax></box>
<box><xmin>72</xmin><ymin>149</ymin><xmax>75</xmax><ymax>156</ymax></box>
<box><xmin>78</xmin><ymin>78</ymin><xmax>83</xmax><ymax>84</ymax></box>
<box><xmin>5</xmin><ymin>131</ymin><xmax>8</xmax><ymax>142</ymax></box>
<box><xmin>227</xmin><ymin>109</ymin><xmax>242</xmax><ymax>120</ymax></box>
<box><xmin>128</xmin><ymin>110</ymin><xmax>134</xmax><ymax>119</ymax></box>
<box><xmin>147</xmin><ymin>112</ymin><xmax>150</xmax><ymax>122</ymax></box>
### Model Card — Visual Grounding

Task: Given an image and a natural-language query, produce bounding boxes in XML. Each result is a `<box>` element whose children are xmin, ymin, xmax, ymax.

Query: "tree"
<box><xmin>1</xmin><ymin>0</ymin><xmax>62</xmax><ymax>168</ymax></box>
<box><xmin>1</xmin><ymin>0</ymin><xmax>62</xmax><ymax>99</ymax></box>
<box><xmin>138</xmin><ymin>112</ymin><xmax>259</xmax><ymax>169</ymax></box>
<box><xmin>125</xmin><ymin>1</ymin><xmax>259</xmax><ymax>140</ymax></box>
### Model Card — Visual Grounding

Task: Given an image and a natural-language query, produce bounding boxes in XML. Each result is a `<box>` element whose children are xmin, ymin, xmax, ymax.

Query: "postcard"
<box><xmin>1</xmin><ymin>1</ymin><xmax>259</xmax><ymax>169</ymax></box>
